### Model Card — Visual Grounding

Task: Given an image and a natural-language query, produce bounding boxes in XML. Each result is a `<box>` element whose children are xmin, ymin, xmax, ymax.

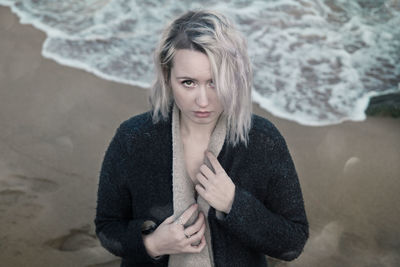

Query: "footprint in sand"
<box><xmin>16</xmin><ymin>202</ymin><xmax>43</xmax><ymax>219</ymax></box>
<box><xmin>7</xmin><ymin>174</ymin><xmax>58</xmax><ymax>193</ymax></box>
<box><xmin>46</xmin><ymin>226</ymin><xmax>123</xmax><ymax>267</ymax></box>
<box><xmin>0</xmin><ymin>174</ymin><xmax>57</xmax><ymax>220</ymax></box>
<box><xmin>45</xmin><ymin>226</ymin><xmax>100</xmax><ymax>251</ymax></box>
<box><xmin>0</xmin><ymin>189</ymin><xmax>25</xmax><ymax>206</ymax></box>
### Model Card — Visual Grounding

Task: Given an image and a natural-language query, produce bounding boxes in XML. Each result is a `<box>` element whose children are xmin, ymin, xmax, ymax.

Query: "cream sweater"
<box><xmin>168</xmin><ymin>103</ymin><xmax>226</xmax><ymax>267</ymax></box>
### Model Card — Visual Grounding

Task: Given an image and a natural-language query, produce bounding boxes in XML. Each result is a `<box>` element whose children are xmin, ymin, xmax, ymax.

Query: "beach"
<box><xmin>1</xmin><ymin>6</ymin><xmax>400</xmax><ymax>267</ymax></box>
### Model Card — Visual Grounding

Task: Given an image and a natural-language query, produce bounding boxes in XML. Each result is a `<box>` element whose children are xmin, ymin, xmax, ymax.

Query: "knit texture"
<box><xmin>95</xmin><ymin>107</ymin><xmax>309</xmax><ymax>267</ymax></box>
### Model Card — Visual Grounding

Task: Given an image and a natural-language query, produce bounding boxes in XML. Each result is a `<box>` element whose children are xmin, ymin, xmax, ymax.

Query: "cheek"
<box><xmin>210</xmin><ymin>92</ymin><xmax>222</xmax><ymax>107</ymax></box>
<box><xmin>173</xmin><ymin>94</ymin><xmax>183</xmax><ymax>108</ymax></box>
<box><xmin>171</xmin><ymin>87</ymin><xmax>186</xmax><ymax>108</ymax></box>
<box><xmin>214</xmin><ymin>98</ymin><xmax>224</xmax><ymax>114</ymax></box>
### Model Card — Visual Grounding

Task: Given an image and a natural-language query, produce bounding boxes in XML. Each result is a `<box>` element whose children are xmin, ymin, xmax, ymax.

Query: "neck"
<box><xmin>179</xmin><ymin>112</ymin><xmax>218</xmax><ymax>140</ymax></box>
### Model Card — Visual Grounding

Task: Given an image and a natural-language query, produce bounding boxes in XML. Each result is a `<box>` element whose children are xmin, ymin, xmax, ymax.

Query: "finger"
<box><xmin>196</xmin><ymin>172</ymin><xmax>209</xmax><ymax>188</ymax></box>
<box><xmin>195</xmin><ymin>184</ymin><xmax>207</xmax><ymax>200</ymax></box>
<box><xmin>184</xmin><ymin>212</ymin><xmax>205</xmax><ymax>236</ymax></box>
<box><xmin>179</xmin><ymin>203</ymin><xmax>198</xmax><ymax>225</ymax></box>
<box><xmin>195</xmin><ymin>236</ymin><xmax>207</xmax><ymax>252</ymax></box>
<box><xmin>199</xmin><ymin>164</ymin><xmax>215</xmax><ymax>179</ymax></box>
<box><xmin>206</xmin><ymin>151</ymin><xmax>224</xmax><ymax>174</ymax></box>
<box><xmin>164</xmin><ymin>214</ymin><xmax>175</xmax><ymax>224</ymax></box>
<box><xmin>189</xmin><ymin>230</ymin><xmax>207</xmax><ymax>253</ymax></box>
<box><xmin>185</xmin><ymin>235</ymin><xmax>206</xmax><ymax>253</ymax></box>
<box><xmin>192</xmin><ymin>236</ymin><xmax>207</xmax><ymax>253</ymax></box>
<box><xmin>186</xmin><ymin>222</ymin><xmax>206</xmax><ymax>246</ymax></box>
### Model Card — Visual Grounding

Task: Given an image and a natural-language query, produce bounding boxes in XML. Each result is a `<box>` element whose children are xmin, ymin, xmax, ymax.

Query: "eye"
<box><xmin>209</xmin><ymin>81</ymin><xmax>215</xmax><ymax>88</ymax></box>
<box><xmin>181</xmin><ymin>80</ymin><xmax>195</xmax><ymax>88</ymax></box>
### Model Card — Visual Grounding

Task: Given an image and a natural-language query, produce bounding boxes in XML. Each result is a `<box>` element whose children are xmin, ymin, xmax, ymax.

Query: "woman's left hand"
<box><xmin>195</xmin><ymin>151</ymin><xmax>235</xmax><ymax>214</ymax></box>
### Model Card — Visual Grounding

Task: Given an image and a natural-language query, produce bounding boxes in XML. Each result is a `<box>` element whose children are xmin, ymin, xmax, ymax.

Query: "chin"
<box><xmin>194</xmin><ymin>117</ymin><xmax>218</xmax><ymax>125</ymax></box>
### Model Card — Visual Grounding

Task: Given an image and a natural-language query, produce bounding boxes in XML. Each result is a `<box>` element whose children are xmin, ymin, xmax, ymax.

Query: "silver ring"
<box><xmin>184</xmin><ymin>231</ymin><xmax>191</xmax><ymax>239</ymax></box>
<box><xmin>175</xmin><ymin>217</ymin><xmax>184</xmax><ymax>226</ymax></box>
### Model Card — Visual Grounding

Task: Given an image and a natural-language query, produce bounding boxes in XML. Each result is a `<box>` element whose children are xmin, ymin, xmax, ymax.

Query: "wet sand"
<box><xmin>1</xmin><ymin>6</ymin><xmax>400</xmax><ymax>267</ymax></box>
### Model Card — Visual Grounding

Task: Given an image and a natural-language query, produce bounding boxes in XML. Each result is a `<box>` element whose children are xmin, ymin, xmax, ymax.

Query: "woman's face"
<box><xmin>170</xmin><ymin>49</ymin><xmax>223</xmax><ymax>127</ymax></box>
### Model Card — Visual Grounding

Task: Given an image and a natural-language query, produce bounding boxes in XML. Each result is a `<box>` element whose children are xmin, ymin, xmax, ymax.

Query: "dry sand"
<box><xmin>1</xmin><ymin>6</ymin><xmax>400</xmax><ymax>267</ymax></box>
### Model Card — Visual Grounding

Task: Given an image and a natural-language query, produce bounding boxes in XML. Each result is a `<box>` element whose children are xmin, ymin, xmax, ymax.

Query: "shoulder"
<box><xmin>119</xmin><ymin>111</ymin><xmax>153</xmax><ymax>133</ymax></box>
<box><xmin>109</xmin><ymin>111</ymin><xmax>171</xmax><ymax>155</ymax></box>
<box><xmin>117</xmin><ymin>110</ymin><xmax>170</xmax><ymax>138</ymax></box>
<box><xmin>245</xmin><ymin>114</ymin><xmax>291</xmax><ymax>155</ymax></box>
<box><xmin>250</xmin><ymin>114</ymin><xmax>284</xmax><ymax>141</ymax></box>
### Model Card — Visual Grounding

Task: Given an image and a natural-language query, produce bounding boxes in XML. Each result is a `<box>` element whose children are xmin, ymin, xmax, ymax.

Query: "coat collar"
<box><xmin>168</xmin><ymin>102</ymin><xmax>226</xmax><ymax>267</ymax></box>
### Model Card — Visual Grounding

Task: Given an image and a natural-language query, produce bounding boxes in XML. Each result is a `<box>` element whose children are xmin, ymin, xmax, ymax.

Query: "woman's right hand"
<box><xmin>143</xmin><ymin>203</ymin><xmax>206</xmax><ymax>258</ymax></box>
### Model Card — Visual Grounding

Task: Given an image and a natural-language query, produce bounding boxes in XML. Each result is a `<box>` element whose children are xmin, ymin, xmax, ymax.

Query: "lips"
<box><xmin>194</xmin><ymin>111</ymin><xmax>211</xmax><ymax>118</ymax></box>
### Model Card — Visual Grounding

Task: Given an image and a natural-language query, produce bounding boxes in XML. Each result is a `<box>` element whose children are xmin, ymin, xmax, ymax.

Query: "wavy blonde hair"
<box><xmin>149</xmin><ymin>9</ymin><xmax>253</xmax><ymax>147</ymax></box>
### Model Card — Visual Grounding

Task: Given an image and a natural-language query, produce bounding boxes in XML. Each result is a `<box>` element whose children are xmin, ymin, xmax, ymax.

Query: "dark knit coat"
<box><xmin>94</xmin><ymin>109</ymin><xmax>309</xmax><ymax>267</ymax></box>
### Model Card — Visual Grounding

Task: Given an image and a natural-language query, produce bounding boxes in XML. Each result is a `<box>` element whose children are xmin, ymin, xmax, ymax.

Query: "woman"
<box><xmin>95</xmin><ymin>10</ymin><xmax>308</xmax><ymax>267</ymax></box>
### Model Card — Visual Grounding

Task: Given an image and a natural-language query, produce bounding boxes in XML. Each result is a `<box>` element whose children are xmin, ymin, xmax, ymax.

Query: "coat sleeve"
<box><xmin>215</xmin><ymin>130</ymin><xmax>309</xmax><ymax>261</ymax></box>
<box><xmin>94</xmin><ymin>126</ymin><xmax>164</xmax><ymax>264</ymax></box>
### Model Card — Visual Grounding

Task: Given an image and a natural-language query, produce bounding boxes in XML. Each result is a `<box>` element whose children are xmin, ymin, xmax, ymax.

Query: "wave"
<box><xmin>2</xmin><ymin>0</ymin><xmax>399</xmax><ymax>125</ymax></box>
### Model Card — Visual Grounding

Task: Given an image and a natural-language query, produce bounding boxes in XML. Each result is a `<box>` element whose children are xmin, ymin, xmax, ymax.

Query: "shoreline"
<box><xmin>1</xmin><ymin>6</ymin><xmax>400</xmax><ymax>267</ymax></box>
<box><xmin>2</xmin><ymin>4</ymin><xmax>399</xmax><ymax>125</ymax></box>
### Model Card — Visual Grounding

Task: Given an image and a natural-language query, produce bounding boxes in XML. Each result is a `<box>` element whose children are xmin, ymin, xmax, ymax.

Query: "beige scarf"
<box><xmin>168</xmin><ymin>103</ymin><xmax>227</xmax><ymax>267</ymax></box>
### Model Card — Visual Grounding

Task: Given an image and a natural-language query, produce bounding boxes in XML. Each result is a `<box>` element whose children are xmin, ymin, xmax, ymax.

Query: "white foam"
<box><xmin>2</xmin><ymin>0</ymin><xmax>399</xmax><ymax>126</ymax></box>
<box><xmin>42</xmin><ymin>38</ymin><xmax>152</xmax><ymax>89</ymax></box>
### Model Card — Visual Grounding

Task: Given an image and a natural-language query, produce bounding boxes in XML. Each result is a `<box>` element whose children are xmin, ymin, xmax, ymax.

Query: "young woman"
<box><xmin>95</xmin><ymin>10</ymin><xmax>308</xmax><ymax>267</ymax></box>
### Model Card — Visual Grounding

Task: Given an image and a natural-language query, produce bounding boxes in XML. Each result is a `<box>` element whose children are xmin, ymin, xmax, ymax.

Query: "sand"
<box><xmin>1</xmin><ymin>6</ymin><xmax>400</xmax><ymax>267</ymax></box>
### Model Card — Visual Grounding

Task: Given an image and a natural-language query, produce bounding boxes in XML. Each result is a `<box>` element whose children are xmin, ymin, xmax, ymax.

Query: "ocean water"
<box><xmin>1</xmin><ymin>0</ymin><xmax>399</xmax><ymax>126</ymax></box>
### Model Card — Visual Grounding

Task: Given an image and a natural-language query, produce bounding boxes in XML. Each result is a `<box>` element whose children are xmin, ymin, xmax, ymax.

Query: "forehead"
<box><xmin>171</xmin><ymin>49</ymin><xmax>212</xmax><ymax>79</ymax></box>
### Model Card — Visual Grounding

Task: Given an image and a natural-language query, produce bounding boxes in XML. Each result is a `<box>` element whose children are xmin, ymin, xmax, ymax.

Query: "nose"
<box><xmin>195</xmin><ymin>86</ymin><xmax>209</xmax><ymax>108</ymax></box>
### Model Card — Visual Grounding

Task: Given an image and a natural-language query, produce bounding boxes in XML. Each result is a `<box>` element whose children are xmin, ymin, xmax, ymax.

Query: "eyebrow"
<box><xmin>176</xmin><ymin>76</ymin><xmax>213</xmax><ymax>82</ymax></box>
<box><xmin>176</xmin><ymin>76</ymin><xmax>195</xmax><ymax>80</ymax></box>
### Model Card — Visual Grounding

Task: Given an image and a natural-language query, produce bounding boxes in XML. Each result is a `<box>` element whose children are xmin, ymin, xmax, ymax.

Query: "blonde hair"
<box><xmin>149</xmin><ymin>10</ymin><xmax>253</xmax><ymax>147</ymax></box>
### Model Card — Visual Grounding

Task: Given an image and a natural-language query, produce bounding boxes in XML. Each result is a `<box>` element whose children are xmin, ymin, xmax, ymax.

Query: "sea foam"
<box><xmin>1</xmin><ymin>0</ymin><xmax>399</xmax><ymax>126</ymax></box>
